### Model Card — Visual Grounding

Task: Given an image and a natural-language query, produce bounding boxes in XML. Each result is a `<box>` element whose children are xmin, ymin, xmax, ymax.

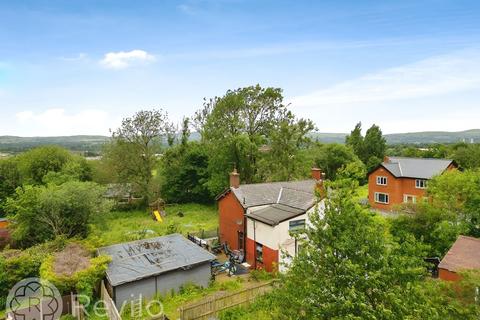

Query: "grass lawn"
<box><xmin>88</xmin><ymin>203</ymin><xmax>218</xmax><ymax>246</ymax></box>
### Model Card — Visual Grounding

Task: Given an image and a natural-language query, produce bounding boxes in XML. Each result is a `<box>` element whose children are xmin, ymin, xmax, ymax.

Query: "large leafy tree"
<box><xmin>270</xmin><ymin>181</ymin><xmax>432</xmax><ymax>319</ymax></box>
<box><xmin>363</xmin><ymin>124</ymin><xmax>387</xmax><ymax>170</ymax></box>
<box><xmin>346</xmin><ymin>122</ymin><xmax>386</xmax><ymax>171</ymax></box>
<box><xmin>104</xmin><ymin>109</ymin><xmax>173</xmax><ymax>202</ymax></box>
<box><xmin>159</xmin><ymin>141</ymin><xmax>211</xmax><ymax>203</ymax></box>
<box><xmin>17</xmin><ymin>145</ymin><xmax>73</xmax><ymax>184</ymax></box>
<box><xmin>310</xmin><ymin>143</ymin><xmax>364</xmax><ymax>181</ymax></box>
<box><xmin>195</xmin><ymin>85</ymin><xmax>313</xmax><ymax>195</ymax></box>
<box><xmin>256</xmin><ymin>117</ymin><xmax>314</xmax><ymax>181</ymax></box>
<box><xmin>5</xmin><ymin>181</ymin><xmax>109</xmax><ymax>248</ymax></box>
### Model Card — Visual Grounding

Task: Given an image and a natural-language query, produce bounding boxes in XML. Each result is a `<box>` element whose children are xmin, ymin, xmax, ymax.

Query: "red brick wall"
<box><xmin>246</xmin><ymin>237</ymin><xmax>279</xmax><ymax>272</ymax></box>
<box><xmin>439</xmin><ymin>268</ymin><xmax>461</xmax><ymax>281</ymax></box>
<box><xmin>218</xmin><ymin>192</ymin><xmax>245</xmax><ymax>251</ymax></box>
<box><xmin>368</xmin><ymin>167</ymin><xmax>403</xmax><ymax>210</ymax></box>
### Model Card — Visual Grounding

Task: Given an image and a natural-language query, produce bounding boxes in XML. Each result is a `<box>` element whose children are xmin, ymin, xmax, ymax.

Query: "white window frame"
<box><xmin>403</xmin><ymin>194</ymin><xmax>417</xmax><ymax>204</ymax></box>
<box><xmin>415</xmin><ymin>179</ymin><xmax>427</xmax><ymax>189</ymax></box>
<box><xmin>374</xmin><ymin>192</ymin><xmax>389</xmax><ymax>204</ymax></box>
<box><xmin>376</xmin><ymin>176</ymin><xmax>387</xmax><ymax>186</ymax></box>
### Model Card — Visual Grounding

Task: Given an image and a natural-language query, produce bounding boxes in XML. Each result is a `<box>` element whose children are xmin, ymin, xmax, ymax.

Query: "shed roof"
<box><xmin>246</xmin><ymin>204</ymin><xmax>305</xmax><ymax>226</ymax></box>
<box><xmin>229</xmin><ymin>179</ymin><xmax>316</xmax><ymax>210</ymax></box>
<box><xmin>438</xmin><ymin>235</ymin><xmax>480</xmax><ymax>273</ymax></box>
<box><xmin>376</xmin><ymin>157</ymin><xmax>454</xmax><ymax>179</ymax></box>
<box><xmin>97</xmin><ymin>234</ymin><xmax>216</xmax><ymax>286</ymax></box>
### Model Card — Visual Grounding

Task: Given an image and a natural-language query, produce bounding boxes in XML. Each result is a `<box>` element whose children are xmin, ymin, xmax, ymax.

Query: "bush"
<box><xmin>5</xmin><ymin>181</ymin><xmax>110</xmax><ymax>248</ymax></box>
<box><xmin>40</xmin><ymin>242</ymin><xmax>111</xmax><ymax>304</ymax></box>
<box><xmin>0</xmin><ymin>238</ymin><xmax>67</xmax><ymax>307</ymax></box>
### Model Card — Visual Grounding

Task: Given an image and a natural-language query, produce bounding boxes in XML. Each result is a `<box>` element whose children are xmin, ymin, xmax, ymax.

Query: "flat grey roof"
<box><xmin>246</xmin><ymin>204</ymin><xmax>305</xmax><ymax>226</ymax></box>
<box><xmin>97</xmin><ymin>234</ymin><xmax>216</xmax><ymax>286</ymax></box>
<box><xmin>380</xmin><ymin>157</ymin><xmax>454</xmax><ymax>179</ymax></box>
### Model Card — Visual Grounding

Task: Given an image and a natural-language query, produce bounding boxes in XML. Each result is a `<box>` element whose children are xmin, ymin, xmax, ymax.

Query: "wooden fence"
<box><xmin>178</xmin><ymin>281</ymin><xmax>274</xmax><ymax>320</ymax></box>
<box><xmin>101</xmin><ymin>281</ymin><xmax>122</xmax><ymax>320</ymax></box>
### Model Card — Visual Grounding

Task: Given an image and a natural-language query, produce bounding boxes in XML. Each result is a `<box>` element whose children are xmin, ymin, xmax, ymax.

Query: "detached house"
<box><xmin>368</xmin><ymin>156</ymin><xmax>457</xmax><ymax>210</ymax></box>
<box><xmin>216</xmin><ymin>168</ymin><xmax>323</xmax><ymax>272</ymax></box>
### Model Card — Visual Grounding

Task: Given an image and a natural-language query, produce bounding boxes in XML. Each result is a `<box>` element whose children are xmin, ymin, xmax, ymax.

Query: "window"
<box><xmin>289</xmin><ymin>219</ymin><xmax>306</xmax><ymax>232</ymax></box>
<box><xmin>374</xmin><ymin>192</ymin><xmax>389</xmax><ymax>204</ymax></box>
<box><xmin>255</xmin><ymin>243</ymin><xmax>263</xmax><ymax>263</ymax></box>
<box><xmin>403</xmin><ymin>194</ymin><xmax>417</xmax><ymax>204</ymax></box>
<box><xmin>415</xmin><ymin>179</ymin><xmax>427</xmax><ymax>189</ymax></box>
<box><xmin>376</xmin><ymin>176</ymin><xmax>387</xmax><ymax>186</ymax></box>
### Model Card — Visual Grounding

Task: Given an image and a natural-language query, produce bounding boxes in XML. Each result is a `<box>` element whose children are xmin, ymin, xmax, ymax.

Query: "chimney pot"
<box><xmin>311</xmin><ymin>167</ymin><xmax>322</xmax><ymax>180</ymax></box>
<box><xmin>230</xmin><ymin>169</ymin><xmax>240</xmax><ymax>188</ymax></box>
<box><xmin>383</xmin><ymin>156</ymin><xmax>390</xmax><ymax>163</ymax></box>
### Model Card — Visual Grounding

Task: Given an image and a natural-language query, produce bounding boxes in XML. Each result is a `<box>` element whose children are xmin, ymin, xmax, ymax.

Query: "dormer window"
<box><xmin>376</xmin><ymin>176</ymin><xmax>387</xmax><ymax>186</ymax></box>
<box><xmin>415</xmin><ymin>179</ymin><xmax>427</xmax><ymax>189</ymax></box>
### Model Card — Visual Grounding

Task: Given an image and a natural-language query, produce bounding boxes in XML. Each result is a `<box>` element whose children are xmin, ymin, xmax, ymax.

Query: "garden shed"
<box><xmin>98</xmin><ymin>233</ymin><xmax>216</xmax><ymax>309</ymax></box>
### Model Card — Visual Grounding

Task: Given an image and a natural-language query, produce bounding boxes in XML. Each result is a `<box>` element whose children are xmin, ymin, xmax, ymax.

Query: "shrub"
<box><xmin>0</xmin><ymin>238</ymin><xmax>67</xmax><ymax>307</ymax></box>
<box><xmin>40</xmin><ymin>242</ymin><xmax>111</xmax><ymax>304</ymax></box>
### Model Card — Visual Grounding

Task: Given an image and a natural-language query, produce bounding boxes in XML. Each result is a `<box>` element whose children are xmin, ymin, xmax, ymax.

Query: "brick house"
<box><xmin>438</xmin><ymin>235</ymin><xmax>480</xmax><ymax>281</ymax></box>
<box><xmin>216</xmin><ymin>169</ymin><xmax>323</xmax><ymax>272</ymax></box>
<box><xmin>368</xmin><ymin>156</ymin><xmax>457</xmax><ymax>210</ymax></box>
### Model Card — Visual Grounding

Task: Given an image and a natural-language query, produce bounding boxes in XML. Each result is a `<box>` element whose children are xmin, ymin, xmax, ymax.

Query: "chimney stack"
<box><xmin>230</xmin><ymin>168</ymin><xmax>240</xmax><ymax>188</ymax></box>
<box><xmin>383</xmin><ymin>155</ymin><xmax>390</xmax><ymax>163</ymax></box>
<box><xmin>311</xmin><ymin>167</ymin><xmax>322</xmax><ymax>181</ymax></box>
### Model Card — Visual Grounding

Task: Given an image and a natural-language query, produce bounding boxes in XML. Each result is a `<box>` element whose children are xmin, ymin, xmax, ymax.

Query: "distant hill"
<box><xmin>0</xmin><ymin>129</ymin><xmax>478</xmax><ymax>154</ymax></box>
<box><xmin>0</xmin><ymin>135</ymin><xmax>109</xmax><ymax>153</ymax></box>
<box><xmin>311</xmin><ymin>129</ymin><xmax>480</xmax><ymax>144</ymax></box>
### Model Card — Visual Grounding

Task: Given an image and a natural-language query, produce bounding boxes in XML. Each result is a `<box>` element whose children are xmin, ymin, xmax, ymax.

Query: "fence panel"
<box><xmin>101</xmin><ymin>281</ymin><xmax>122</xmax><ymax>320</ymax></box>
<box><xmin>178</xmin><ymin>281</ymin><xmax>274</xmax><ymax>320</ymax></box>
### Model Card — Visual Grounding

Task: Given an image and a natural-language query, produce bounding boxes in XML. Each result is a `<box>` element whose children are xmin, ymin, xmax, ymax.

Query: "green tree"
<box><xmin>17</xmin><ymin>145</ymin><xmax>73</xmax><ymax>184</ymax></box>
<box><xmin>256</xmin><ymin>117</ymin><xmax>314</xmax><ymax>181</ymax></box>
<box><xmin>363</xmin><ymin>124</ymin><xmax>386</xmax><ymax>170</ymax></box>
<box><xmin>269</xmin><ymin>182</ymin><xmax>432</xmax><ymax>319</ymax></box>
<box><xmin>0</xmin><ymin>158</ymin><xmax>21</xmax><ymax>215</ymax></box>
<box><xmin>345</xmin><ymin>121</ymin><xmax>364</xmax><ymax>157</ymax></box>
<box><xmin>159</xmin><ymin>142</ymin><xmax>211</xmax><ymax>203</ymax></box>
<box><xmin>310</xmin><ymin>143</ymin><xmax>361</xmax><ymax>180</ymax></box>
<box><xmin>195</xmin><ymin>85</ymin><xmax>312</xmax><ymax>195</ymax></box>
<box><xmin>104</xmin><ymin>109</ymin><xmax>173</xmax><ymax>202</ymax></box>
<box><xmin>345</xmin><ymin>122</ymin><xmax>386</xmax><ymax>171</ymax></box>
<box><xmin>5</xmin><ymin>181</ymin><xmax>110</xmax><ymax>248</ymax></box>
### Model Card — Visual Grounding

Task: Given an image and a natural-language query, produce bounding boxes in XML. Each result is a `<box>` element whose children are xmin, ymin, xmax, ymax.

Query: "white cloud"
<box><xmin>290</xmin><ymin>49</ymin><xmax>480</xmax><ymax>107</ymax></box>
<box><xmin>100</xmin><ymin>50</ymin><xmax>156</xmax><ymax>69</ymax></box>
<box><xmin>14</xmin><ymin>108</ymin><xmax>120</xmax><ymax>136</ymax></box>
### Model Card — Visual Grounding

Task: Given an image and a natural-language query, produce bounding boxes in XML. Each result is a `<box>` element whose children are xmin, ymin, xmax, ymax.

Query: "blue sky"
<box><xmin>1</xmin><ymin>0</ymin><xmax>480</xmax><ymax>136</ymax></box>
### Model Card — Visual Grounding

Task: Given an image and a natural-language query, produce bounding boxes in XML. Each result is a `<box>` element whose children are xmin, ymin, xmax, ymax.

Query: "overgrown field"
<box><xmin>88</xmin><ymin>203</ymin><xmax>218</xmax><ymax>247</ymax></box>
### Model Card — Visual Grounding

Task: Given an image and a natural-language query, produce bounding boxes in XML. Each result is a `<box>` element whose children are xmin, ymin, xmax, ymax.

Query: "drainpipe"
<box><xmin>253</xmin><ymin>220</ymin><xmax>257</xmax><ymax>270</ymax></box>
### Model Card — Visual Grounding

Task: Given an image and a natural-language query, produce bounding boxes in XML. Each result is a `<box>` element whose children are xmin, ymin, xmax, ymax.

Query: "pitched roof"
<box><xmin>246</xmin><ymin>203</ymin><xmax>305</xmax><ymax>226</ymax></box>
<box><xmin>378</xmin><ymin>157</ymin><xmax>454</xmax><ymax>179</ymax></box>
<box><xmin>229</xmin><ymin>179</ymin><xmax>317</xmax><ymax>210</ymax></box>
<box><xmin>97</xmin><ymin>234</ymin><xmax>216</xmax><ymax>286</ymax></box>
<box><xmin>439</xmin><ymin>235</ymin><xmax>480</xmax><ymax>273</ymax></box>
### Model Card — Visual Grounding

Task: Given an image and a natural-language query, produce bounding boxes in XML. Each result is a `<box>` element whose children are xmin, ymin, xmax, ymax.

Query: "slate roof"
<box><xmin>97</xmin><ymin>234</ymin><xmax>216</xmax><ymax>286</ymax></box>
<box><xmin>230</xmin><ymin>180</ymin><xmax>317</xmax><ymax>210</ymax></box>
<box><xmin>439</xmin><ymin>235</ymin><xmax>480</xmax><ymax>273</ymax></box>
<box><xmin>378</xmin><ymin>157</ymin><xmax>455</xmax><ymax>179</ymax></box>
<box><xmin>246</xmin><ymin>204</ymin><xmax>305</xmax><ymax>226</ymax></box>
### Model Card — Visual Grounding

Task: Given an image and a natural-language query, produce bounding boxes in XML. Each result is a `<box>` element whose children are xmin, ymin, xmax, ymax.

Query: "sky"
<box><xmin>1</xmin><ymin>0</ymin><xmax>480</xmax><ymax>136</ymax></box>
